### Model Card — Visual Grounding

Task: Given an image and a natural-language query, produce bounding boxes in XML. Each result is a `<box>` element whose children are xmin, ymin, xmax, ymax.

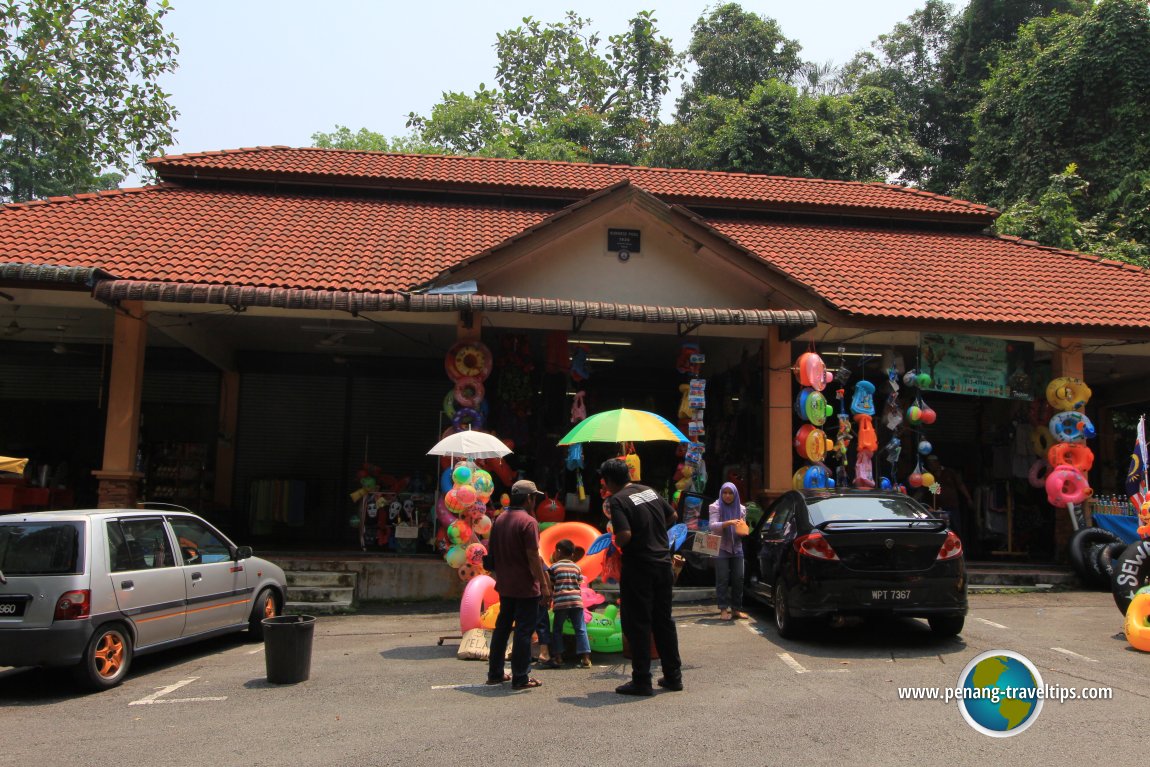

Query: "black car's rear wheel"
<box><xmin>928</xmin><ymin>615</ymin><xmax>965</xmax><ymax>637</ymax></box>
<box><xmin>73</xmin><ymin>623</ymin><xmax>133</xmax><ymax>691</ymax></box>
<box><xmin>773</xmin><ymin>583</ymin><xmax>806</xmax><ymax>639</ymax></box>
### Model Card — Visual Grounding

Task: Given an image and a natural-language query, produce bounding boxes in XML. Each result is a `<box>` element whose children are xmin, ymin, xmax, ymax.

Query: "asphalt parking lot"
<box><xmin>1</xmin><ymin>591</ymin><xmax>1143</xmax><ymax>767</ymax></box>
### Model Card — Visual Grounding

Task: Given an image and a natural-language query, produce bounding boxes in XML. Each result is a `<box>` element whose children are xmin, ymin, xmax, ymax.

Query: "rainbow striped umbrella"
<box><xmin>557</xmin><ymin>408</ymin><xmax>687</xmax><ymax>445</ymax></box>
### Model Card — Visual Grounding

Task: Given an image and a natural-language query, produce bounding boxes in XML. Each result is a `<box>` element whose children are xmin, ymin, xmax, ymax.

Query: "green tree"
<box><xmin>965</xmin><ymin>0</ymin><xmax>1150</xmax><ymax>212</ymax></box>
<box><xmin>0</xmin><ymin>0</ymin><xmax>179</xmax><ymax>202</ymax></box>
<box><xmin>404</xmin><ymin>11</ymin><xmax>682</xmax><ymax>164</ymax></box>
<box><xmin>676</xmin><ymin>3</ymin><xmax>803</xmax><ymax>117</ymax></box>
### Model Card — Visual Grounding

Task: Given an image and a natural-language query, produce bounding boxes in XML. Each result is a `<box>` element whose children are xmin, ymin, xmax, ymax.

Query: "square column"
<box><xmin>93</xmin><ymin>301</ymin><xmax>146</xmax><ymax>508</ymax></box>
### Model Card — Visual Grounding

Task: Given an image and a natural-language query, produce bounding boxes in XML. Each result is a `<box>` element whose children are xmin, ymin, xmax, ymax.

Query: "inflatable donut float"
<box><xmin>794</xmin><ymin>388</ymin><xmax>834</xmax><ymax>426</ymax></box>
<box><xmin>1049</xmin><ymin>411</ymin><xmax>1096</xmax><ymax>443</ymax></box>
<box><xmin>1047</xmin><ymin>442</ymin><xmax>1094</xmax><ymax>473</ymax></box>
<box><xmin>1045</xmin><ymin>464</ymin><xmax>1091</xmax><ymax>507</ymax></box>
<box><xmin>792</xmin><ymin>463</ymin><xmax>835</xmax><ymax>491</ymax></box>
<box><xmin>1030</xmin><ymin>427</ymin><xmax>1056</xmax><ymax>457</ymax></box>
<box><xmin>453</xmin><ymin>407</ymin><xmax>485</xmax><ymax>431</ymax></box>
<box><xmin>453</xmin><ymin>376</ymin><xmax>485</xmax><ymax>409</ymax></box>
<box><xmin>1046</xmin><ymin>376</ymin><xmax>1092</xmax><ymax>412</ymax></box>
<box><xmin>445</xmin><ymin>341</ymin><xmax>493</xmax><ymax>383</ymax></box>
<box><xmin>1067</xmin><ymin>527</ymin><xmax>1120</xmax><ymax>588</ymax></box>
<box><xmin>442</xmin><ymin>390</ymin><xmax>458</xmax><ymax>419</ymax></box>
<box><xmin>459</xmin><ymin>574</ymin><xmax>499</xmax><ymax>633</ymax></box>
<box><xmin>1027</xmin><ymin>459</ymin><xmax>1052</xmax><ymax>489</ymax></box>
<box><xmin>1112</xmin><ymin>539</ymin><xmax>1150</xmax><ymax>615</ymax></box>
<box><xmin>1124</xmin><ymin>591</ymin><xmax>1150</xmax><ymax>652</ymax></box>
<box><xmin>794</xmin><ymin>424</ymin><xmax>833</xmax><ymax>462</ymax></box>
<box><xmin>794</xmin><ymin>352</ymin><xmax>833</xmax><ymax>392</ymax></box>
<box><xmin>539</xmin><ymin>521</ymin><xmax>605</xmax><ymax>584</ymax></box>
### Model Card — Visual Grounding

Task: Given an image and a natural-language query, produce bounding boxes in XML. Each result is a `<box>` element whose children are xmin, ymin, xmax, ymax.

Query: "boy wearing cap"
<box><xmin>545</xmin><ymin>538</ymin><xmax>592</xmax><ymax>669</ymax></box>
<box><xmin>486</xmin><ymin>479</ymin><xmax>552</xmax><ymax>690</ymax></box>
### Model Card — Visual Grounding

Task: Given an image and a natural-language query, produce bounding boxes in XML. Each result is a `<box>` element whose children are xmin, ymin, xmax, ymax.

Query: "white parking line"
<box><xmin>743</xmin><ymin>622</ymin><xmax>767</xmax><ymax>637</ymax></box>
<box><xmin>129</xmin><ymin>677</ymin><xmax>227</xmax><ymax>705</ymax></box>
<box><xmin>1051</xmin><ymin>647</ymin><xmax>1098</xmax><ymax>662</ymax></box>
<box><xmin>778</xmin><ymin>653</ymin><xmax>809</xmax><ymax>674</ymax></box>
<box><xmin>247</xmin><ymin>646</ymin><xmax>265</xmax><ymax>655</ymax></box>
<box><xmin>431</xmin><ymin>683</ymin><xmax>497</xmax><ymax>690</ymax></box>
<box><xmin>977</xmin><ymin>618</ymin><xmax>1009</xmax><ymax>629</ymax></box>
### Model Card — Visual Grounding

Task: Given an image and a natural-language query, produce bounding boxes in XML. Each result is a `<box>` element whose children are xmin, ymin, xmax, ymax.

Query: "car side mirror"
<box><xmin>234</xmin><ymin>545</ymin><xmax>253</xmax><ymax>561</ymax></box>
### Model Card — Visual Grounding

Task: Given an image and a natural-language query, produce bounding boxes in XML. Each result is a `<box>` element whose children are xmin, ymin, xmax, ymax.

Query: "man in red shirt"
<box><xmin>486</xmin><ymin>479</ymin><xmax>552</xmax><ymax>690</ymax></box>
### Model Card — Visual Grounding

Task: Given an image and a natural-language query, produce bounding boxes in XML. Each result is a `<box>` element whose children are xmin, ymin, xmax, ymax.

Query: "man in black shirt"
<box><xmin>601</xmin><ymin>458</ymin><xmax>683</xmax><ymax>696</ymax></box>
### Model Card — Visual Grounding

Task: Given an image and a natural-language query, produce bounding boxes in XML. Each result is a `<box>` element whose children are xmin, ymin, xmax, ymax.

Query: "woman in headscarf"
<box><xmin>708</xmin><ymin>482</ymin><xmax>748</xmax><ymax>620</ymax></box>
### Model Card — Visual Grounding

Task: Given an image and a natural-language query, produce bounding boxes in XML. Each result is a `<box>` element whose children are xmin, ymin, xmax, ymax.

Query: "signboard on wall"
<box><xmin>920</xmin><ymin>333</ymin><xmax>1035</xmax><ymax>400</ymax></box>
<box><xmin>607</xmin><ymin>228</ymin><xmax>641</xmax><ymax>253</ymax></box>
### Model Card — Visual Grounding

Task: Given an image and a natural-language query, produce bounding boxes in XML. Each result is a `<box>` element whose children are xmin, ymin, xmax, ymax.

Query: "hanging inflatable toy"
<box><xmin>1045</xmin><ymin>464</ymin><xmax>1092</xmax><ymax>507</ymax></box>
<box><xmin>445</xmin><ymin>341</ymin><xmax>493</xmax><ymax>382</ymax></box>
<box><xmin>792</xmin><ymin>463</ymin><xmax>835</xmax><ymax>491</ymax></box>
<box><xmin>452</xmin><ymin>406</ymin><xmax>485</xmax><ymax>431</ymax></box>
<box><xmin>1049</xmin><ymin>411</ymin><xmax>1096</xmax><ymax>442</ymax></box>
<box><xmin>1046</xmin><ymin>377</ymin><xmax>1092</xmax><ymax>412</ymax></box>
<box><xmin>536</xmin><ymin>495</ymin><xmax>566</xmax><ymax>524</ymax></box>
<box><xmin>1030</xmin><ymin>427</ymin><xmax>1057</xmax><ymax>457</ymax></box>
<box><xmin>795</xmin><ymin>352</ymin><xmax>833</xmax><ymax>392</ymax></box>
<box><xmin>918</xmin><ymin>440</ymin><xmax>933</xmax><ymax>456</ymax></box>
<box><xmin>1047</xmin><ymin>442</ymin><xmax>1094</xmax><ymax>473</ymax></box>
<box><xmin>442</xmin><ymin>390</ymin><xmax>458</xmax><ymax>419</ymax></box>
<box><xmin>794</xmin><ymin>387</ymin><xmax>834</xmax><ymax>426</ymax></box>
<box><xmin>850</xmin><ymin>380</ymin><xmax>876</xmax><ymax>416</ymax></box>
<box><xmin>794</xmin><ymin>424</ymin><xmax>833</xmax><ymax>462</ymax></box>
<box><xmin>453</xmin><ymin>376</ymin><xmax>485</xmax><ymax>409</ymax></box>
<box><xmin>471</xmin><ymin>513</ymin><xmax>492</xmax><ymax>538</ymax></box>
<box><xmin>471</xmin><ymin>470</ymin><xmax>494</xmax><ymax>501</ymax></box>
<box><xmin>854</xmin><ymin>450</ymin><xmax>876</xmax><ymax>489</ymax></box>
<box><xmin>854</xmin><ymin>414</ymin><xmax>878</xmax><ymax>453</ymax></box>
<box><xmin>1027</xmin><ymin>459</ymin><xmax>1052</xmax><ymax>489</ymax></box>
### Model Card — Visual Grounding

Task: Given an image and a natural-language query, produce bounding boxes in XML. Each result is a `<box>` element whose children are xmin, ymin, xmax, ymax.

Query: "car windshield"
<box><xmin>807</xmin><ymin>496</ymin><xmax>933</xmax><ymax>525</ymax></box>
<box><xmin>0</xmin><ymin>521</ymin><xmax>83</xmax><ymax>575</ymax></box>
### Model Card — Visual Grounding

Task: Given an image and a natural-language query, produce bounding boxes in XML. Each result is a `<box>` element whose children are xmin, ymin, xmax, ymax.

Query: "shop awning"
<box><xmin>91</xmin><ymin>279</ymin><xmax>819</xmax><ymax>332</ymax></box>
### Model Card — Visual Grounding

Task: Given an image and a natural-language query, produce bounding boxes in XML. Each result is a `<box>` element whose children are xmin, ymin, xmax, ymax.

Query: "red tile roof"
<box><xmin>1</xmin><ymin>180</ymin><xmax>1147</xmax><ymax>332</ymax></box>
<box><xmin>711</xmin><ymin>218</ymin><xmax>1150</xmax><ymax>330</ymax></box>
<box><xmin>149</xmin><ymin>147</ymin><xmax>997</xmax><ymax>224</ymax></box>
<box><xmin>0</xmin><ymin>185</ymin><xmax>549</xmax><ymax>291</ymax></box>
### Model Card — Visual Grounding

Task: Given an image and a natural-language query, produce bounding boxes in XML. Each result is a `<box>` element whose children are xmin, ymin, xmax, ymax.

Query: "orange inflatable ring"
<box><xmin>446</xmin><ymin>341</ymin><xmax>492</xmax><ymax>382</ymax></box>
<box><xmin>1045</xmin><ymin>464</ymin><xmax>1092</xmax><ymax>508</ymax></box>
<box><xmin>1047</xmin><ymin>443</ymin><xmax>1094</xmax><ymax>473</ymax></box>
<box><xmin>1124</xmin><ymin>592</ymin><xmax>1150</xmax><ymax>652</ymax></box>
<box><xmin>1030</xmin><ymin>427</ymin><xmax>1056</xmax><ymax>457</ymax></box>
<box><xmin>539</xmin><ymin>521</ymin><xmax>605</xmax><ymax>583</ymax></box>
<box><xmin>459</xmin><ymin>574</ymin><xmax>499</xmax><ymax>633</ymax></box>
<box><xmin>794</xmin><ymin>352</ymin><xmax>832</xmax><ymax>392</ymax></box>
<box><xmin>454</xmin><ymin>376</ymin><xmax>485</xmax><ymax>409</ymax></box>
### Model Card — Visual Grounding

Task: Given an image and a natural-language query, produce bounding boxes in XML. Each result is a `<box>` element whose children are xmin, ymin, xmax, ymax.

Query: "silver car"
<box><xmin>0</xmin><ymin>508</ymin><xmax>286</xmax><ymax>690</ymax></box>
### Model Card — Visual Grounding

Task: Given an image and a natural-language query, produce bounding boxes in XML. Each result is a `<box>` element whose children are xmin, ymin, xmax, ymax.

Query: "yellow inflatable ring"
<box><xmin>1031</xmin><ymin>427</ymin><xmax>1056</xmax><ymax>457</ymax></box>
<box><xmin>445</xmin><ymin>341</ymin><xmax>492</xmax><ymax>382</ymax></box>
<box><xmin>1124</xmin><ymin>592</ymin><xmax>1150</xmax><ymax>652</ymax></box>
<box><xmin>1046</xmin><ymin>377</ymin><xmax>1092</xmax><ymax>411</ymax></box>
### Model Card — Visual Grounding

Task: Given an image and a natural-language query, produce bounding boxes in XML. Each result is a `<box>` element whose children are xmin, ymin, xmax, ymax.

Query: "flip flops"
<box><xmin>512</xmin><ymin>678</ymin><xmax>542</xmax><ymax>690</ymax></box>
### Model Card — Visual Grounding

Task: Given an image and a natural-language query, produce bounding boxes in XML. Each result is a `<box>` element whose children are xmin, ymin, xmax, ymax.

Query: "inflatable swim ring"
<box><xmin>794</xmin><ymin>424</ymin><xmax>832</xmax><ymax>462</ymax></box>
<box><xmin>1046</xmin><ymin>377</ymin><xmax>1092</xmax><ymax>412</ymax></box>
<box><xmin>539</xmin><ymin>521</ymin><xmax>606</xmax><ymax>583</ymax></box>
<box><xmin>1047</xmin><ymin>442</ymin><xmax>1094</xmax><ymax>473</ymax></box>
<box><xmin>794</xmin><ymin>352</ymin><xmax>832</xmax><ymax>392</ymax></box>
<box><xmin>442</xmin><ymin>390</ymin><xmax>458</xmax><ymax>419</ymax></box>
<box><xmin>454</xmin><ymin>376</ymin><xmax>485</xmax><ymax>409</ymax></box>
<box><xmin>445</xmin><ymin>341</ymin><xmax>493</xmax><ymax>382</ymax></box>
<box><xmin>1049</xmin><ymin>410</ymin><xmax>1096</xmax><ymax>443</ymax></box>
<box><xmin>1112</xmin><ymin>540</ymin><xmax>1150</xmax><ymax>615</ymax></box>
<box><xmin>1027</xmin><ymin>459</ymin><xmax>1052</xmax><ymax>489</ymax></box>
<box><xmin>792</xmin><ymin>463</ymin><xmax>835</xmax><ymax>491</ymax></box>
<box><xmin>794</xmin><ymin>388</ymin><xmax>834</xmax><ymax>426</ymax></box>
<box><xmin>459</xmin><ymin>574</ymin><xmax>499</xmax><ymax>633</ymax></box>
<box><xmin>1045</xmin><ymin>464</ymin><xmax>1091</xmax><ymax>508</ymax></box>
<box><xmin>453</xmin><ymin>406</ymin><xmax>485</xmax><ymax>431</ymax></box>
<box><xmin>1124</xmin><ymin>592</ymin><xmax>1150</xmax><ymax>652</ymax></box>
<box><xmin>1030</xmin><ymin>427</ymin><xmax>1056</xmax><ymax>457</ymax></box>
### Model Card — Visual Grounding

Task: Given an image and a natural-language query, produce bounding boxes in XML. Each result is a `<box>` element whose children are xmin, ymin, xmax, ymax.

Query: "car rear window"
<box><xmin>807</xmin><ymin>496</ymin><xmax>932</xmax><ymax>525</ymax></box>
<box><xmin>0</xmin><ymin>521</ymin><xmax>84</xmax><ymax>575</ymax></box>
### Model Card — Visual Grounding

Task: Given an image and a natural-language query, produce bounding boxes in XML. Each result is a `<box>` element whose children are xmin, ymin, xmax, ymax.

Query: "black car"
<box><xmin>745</xmin><ymin>489</ymin><xmax>967</xmax><ymax>638</ymax></box>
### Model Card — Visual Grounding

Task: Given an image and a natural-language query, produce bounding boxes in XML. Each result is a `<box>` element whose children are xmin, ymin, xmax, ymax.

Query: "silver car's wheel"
<box><xmin>73</xmin><ymin>623</ymin><xmax>133</xmax><ymax>691</ymax></box>
<box><xmin>247</xmin><ymin>588</ymin><xmax>280</xmax><ymax>640</ymax></box>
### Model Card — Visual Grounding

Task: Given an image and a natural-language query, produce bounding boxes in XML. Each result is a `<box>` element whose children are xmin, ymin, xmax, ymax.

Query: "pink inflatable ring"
<box><xmin>1045</xmin><ymin>464</ymin><xmax>1092</xmax><ymax>508</ymax></box>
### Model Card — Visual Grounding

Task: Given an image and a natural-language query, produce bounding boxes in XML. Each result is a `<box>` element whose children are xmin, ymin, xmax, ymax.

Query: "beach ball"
<box><xmin>465</xmin><ymin>542</ymin><xmax>487</xmax><ymax>567</ymax></box>
<box><xmin>920</xmin><ymin>406</ymin><xmax>937</xmax><ymax>425</ymax></box>
<box><xmin>454</xmin><ymin>484</ymin><xmax>478</xmax><ymax>508</ymax></box>
<box><xmin>917</xmin><ymin>372</ymin><xmax>932</xmax><ymax>388</ymax></box>
<box><xmin>472</xmin><ymin>514</ymin><xmax>492</xmax><ymax>538</ymax></box>
<box><xmin>468</xmin><ymin>503</ymin><xmax>487</xmax><ymax>524</ymax></box>
<box><xmin>445</xmin><ymin>545</ymin><xmax>467</xmax><ymax>568</ymax></box>
<box><xmin>472</xmin><ymin>470</ymin><xmax>494</xmax><ymax>499</ymax></box>
<box><xmin>921</xmin><ymin>471</ymin><xmax>936</xmax><ymax>488</ymax></box>
<box><xmin>908</xmin><ymin>471</ymin><xmax>924</xmax><ymax>488</ymax></box>
<box><xmin>906</xmin><ymin>405</ymin><xmax>922</xmax><ymax>425</ymax></box>
<box><xmin>452</xmin><ymin>464</ymin><xmax>473</xmax><ymax>486</ymax></box>
<box><xmin>918</xmin><ymin>440</ymin><xmax>932</xmax><ymax>455</ymax></box>
<box><xmin>447</xmin><ymin>519</ymin><xmax>472</xmax><ymax>546</ymax></box>
<box><xmin>457</xmin><ymin>563</ymin><xmax>479</xmax><ymax>582</ymax></box>
<box><xmin>444</xmin><ymin>487</ymin><xmax>468</xmax><ymax>515</ymax></box>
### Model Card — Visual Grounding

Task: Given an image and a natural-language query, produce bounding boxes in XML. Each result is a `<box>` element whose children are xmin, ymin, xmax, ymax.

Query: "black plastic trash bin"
<box><xmin>262</xmin><ymin>615</ymin><xmax>316</xmax><ymax>684</ymax></box>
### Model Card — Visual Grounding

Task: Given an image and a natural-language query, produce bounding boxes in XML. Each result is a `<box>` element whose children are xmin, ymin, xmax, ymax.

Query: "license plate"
<box><xmin>866</xmin><ymin>589</ymin><xmax>913</xmax><ymax>601</ymax></box>
<box><xmin>0</xmin><ymin>598</ymin><xmax>28</xmax><ymax>617</ymax></box>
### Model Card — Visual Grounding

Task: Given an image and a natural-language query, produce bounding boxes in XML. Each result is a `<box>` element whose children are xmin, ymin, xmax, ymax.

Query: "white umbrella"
<box><xmin>427</xmin><ymin>430</ymin><xmax>512</xmax><ymax>459</ymax></box>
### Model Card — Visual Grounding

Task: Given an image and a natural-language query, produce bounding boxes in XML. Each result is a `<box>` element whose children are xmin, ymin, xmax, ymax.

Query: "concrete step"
<box><xmin>287</xmin><ymin>585</ymin><xmax>356</xmax><ymax>603</ymax></box>
<box><xmin>286</xmin><ymin>571</ymin><xmax>357</xmax><ymax>588</ymax></box>
<box><xmin>966</xmin><ymin>567</ymin><xmax>1079</xmax><ymax>588</ymax></box>
<box><xmin>283</xmin><ymin>599</ymin><xmax>355</xmax><ymax>615</ymax></box>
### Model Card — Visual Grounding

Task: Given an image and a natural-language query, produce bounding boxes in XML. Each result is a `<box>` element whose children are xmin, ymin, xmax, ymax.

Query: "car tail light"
<box><xmin>795</xmin><ymin>531</ymin><xmax>840</xmax><ymax>561</ymax></box>
<box><xmin>937</xmin><ymin>531</ymin><xmax>963</xmax><ymax>561</ymax></box>
<box><xmin>54</xmin><ymin>590</ymin><xmax>91</xmax><ymax>621</ymax></box>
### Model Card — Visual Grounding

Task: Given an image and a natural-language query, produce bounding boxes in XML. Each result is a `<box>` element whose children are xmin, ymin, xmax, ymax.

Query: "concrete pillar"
<box><xmin>214</xmin><ymin>370</ymin><xmax>240</xmax><ymax>509</ymax></box>
<box><xmin>762</xmin><ymin>327</ymin><xmax>793</xmax><ymax>506</ymax></box>
<box><xmin>1050</xmin><ymin>338</ymin><xmax>1086</xmax><ymax>560</ymax></box>
<box><xmin>93</xmin><ymin>301</ymin><xmax>147</xmax><ymax>508</ymax></box>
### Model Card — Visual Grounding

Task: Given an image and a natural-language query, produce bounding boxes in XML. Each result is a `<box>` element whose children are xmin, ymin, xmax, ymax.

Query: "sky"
<box><xmin>147</xmin><ymin>0</ymin><xmax>942</xmax><ymax>176</ymax></box>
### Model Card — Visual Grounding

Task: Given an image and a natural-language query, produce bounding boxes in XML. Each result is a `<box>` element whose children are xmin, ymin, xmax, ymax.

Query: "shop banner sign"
<box><xmin>919</xmin><ymin>333</ymin><xmax>1034</xmax><ymax>400</ymax></box>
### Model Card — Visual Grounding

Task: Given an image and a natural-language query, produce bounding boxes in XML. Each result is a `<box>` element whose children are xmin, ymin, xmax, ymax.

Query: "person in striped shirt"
<box><xmin>545</xmin><ymin>539</ymin><xmax>592</xmax><ymax>669</ymax></box>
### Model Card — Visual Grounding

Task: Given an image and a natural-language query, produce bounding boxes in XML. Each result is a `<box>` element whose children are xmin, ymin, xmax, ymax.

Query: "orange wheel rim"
<box><xmin>94</xmin><ymin>633</ymin><xmax>124</xmax><ymax>678</ymax></box>
<box><xmin>264</xmin><ymin>597</ymin><xmax>276</xmax><ymax>619</ymax></box>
